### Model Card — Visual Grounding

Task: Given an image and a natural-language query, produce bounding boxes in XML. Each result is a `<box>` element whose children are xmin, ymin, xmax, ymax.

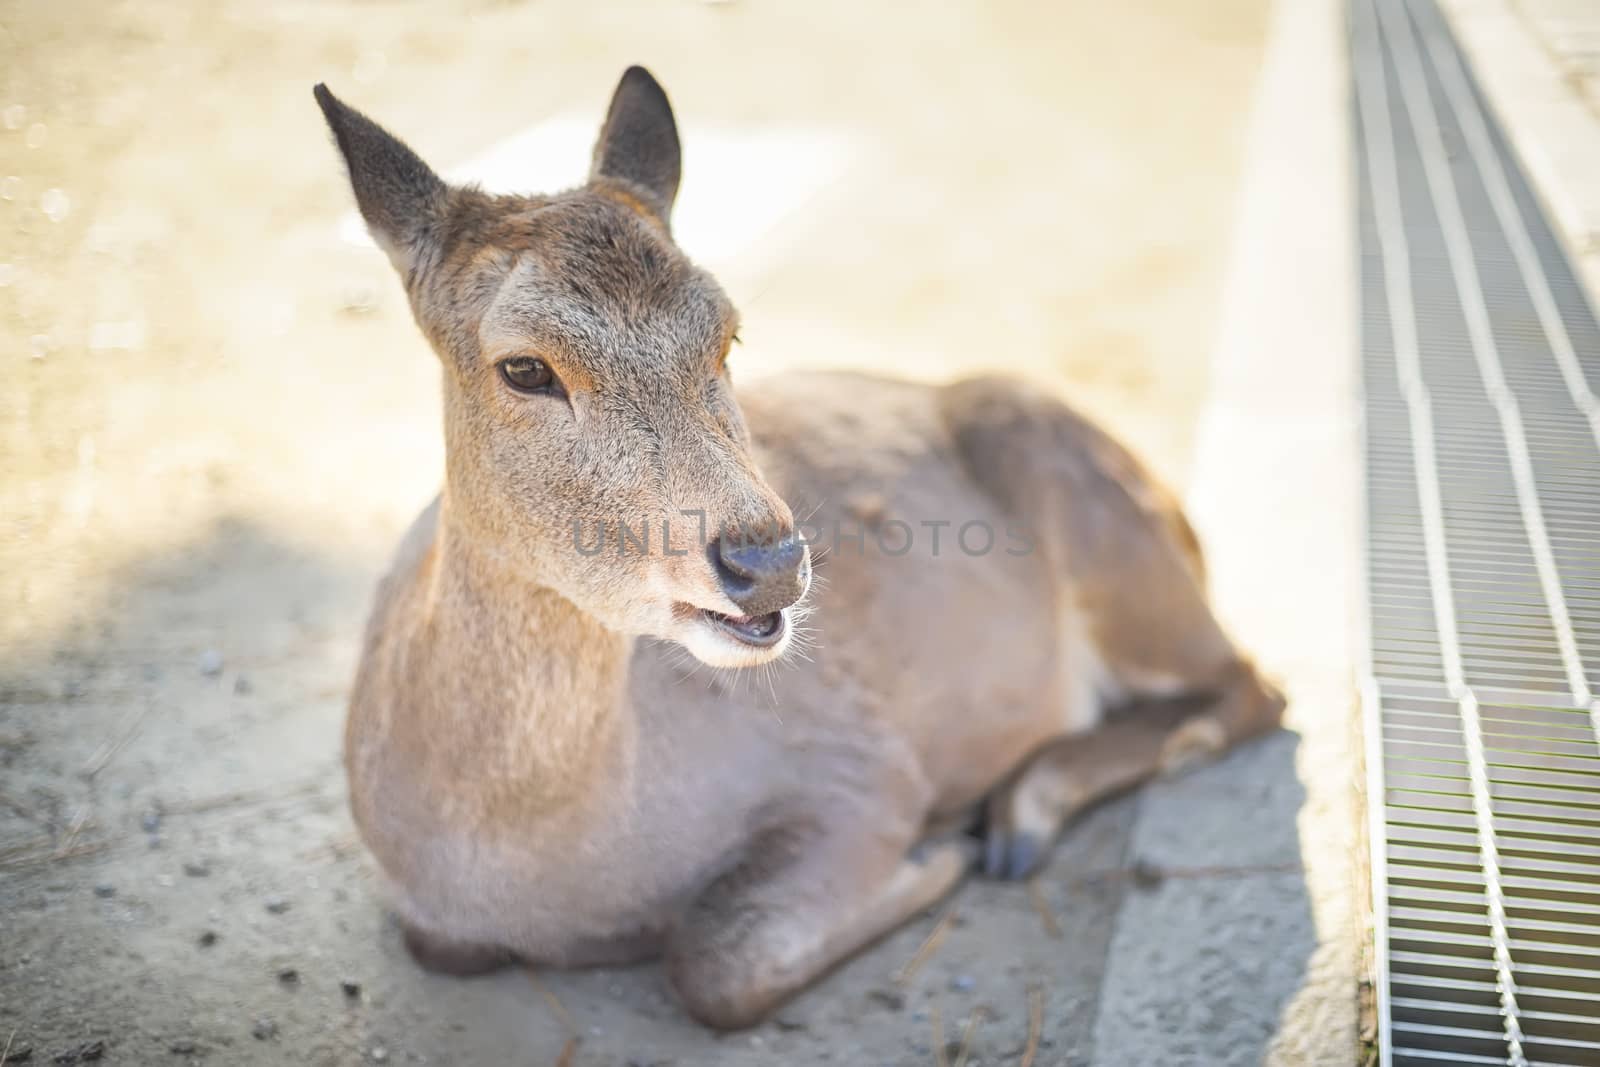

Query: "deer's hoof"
<box><xmin>980</xmin><ymin>825</ymin><xmax>1045</xmax><ymax>881</ymax></box>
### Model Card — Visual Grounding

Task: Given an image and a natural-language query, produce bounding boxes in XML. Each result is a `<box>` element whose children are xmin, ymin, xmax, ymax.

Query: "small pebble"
<box><xmin>264</xmin><ymin>896</ymin><xmax>291</xmax><ymax>914</ymax></box>
<box><xmin>277</xmin><ymin>967</ymin><xmax>299</xmax><ymax>985</ymax></box>
<box><xmin>198</xmin><ymin>930</ymin><xmax>219</xmax><ymax>947</ymax></box>
<box><xmin>92</xmin><ymin>884</ymin><xmax>116</xmax><ymax>899</ymax></box>
<box><xmin>251</xmin><ymin>1017</ymin><xmax>278</xmax><ymax>1041</ymax></box>
<box><xmin>183</xmin><ymin>860</ymin><xmax>210</xmax><ymax>878</ymax></box>
<box><xmin>168</xmin><ymin>1039</ymin><xmax>197</xmax><ymax>1055</ymax></box>
<box><xmin>198</xmin><ymin>649</ymin><xmax>224</xmax><ymax>676</ymax></box>
<box><xmin>51</xmin><ymin>1040</ymin><xmax>104</xmax><ymax>1063</ymax></box>
<box><xmin>141</xmin><ymin>811</ymin><xmax>162</xmax><ymax>834</ymax></box>
<box><xmin>156</xmin><ymin>874</ymin><xmax>176</xmax><ymax>888</ymax></box>
<box><xmin>772</xmin><ymin>1015</ymin><xmax>807</xmax><ymax>1031</ymax></box>
<box><xmin>1130</xmin><ymin>859</ymin><xmax>1165</xmax><ymax>889</ymax></box>
<box><xmin>950</xmin><ymin>974</ymin><xmax>976</xmax><ymax>993</ymax></box>
<box><xmin>867</xmin><ymin>988</ymin><xmax>905</xmax><ymax>1012</ymax></box>
<box><xmin>341</xmin><ymin>979</ymin><xmax>362</xmax><ymax>999</ymax></box>
<box><xmin>233</xmin><ymin>676</ymin><xmax>252</xmax><ymax>695</ymax></box>
<box><xmin>368</xmin><ymin>1046</ymin><xmax>388</xmax><ymax>1063</ymax></box>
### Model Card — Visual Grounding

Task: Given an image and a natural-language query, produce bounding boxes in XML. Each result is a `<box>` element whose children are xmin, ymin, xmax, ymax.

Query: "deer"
<box><xmin>314</xmin><ymin>66</ymin><xmax>1285</xmax><ymax>1031</ymax></box>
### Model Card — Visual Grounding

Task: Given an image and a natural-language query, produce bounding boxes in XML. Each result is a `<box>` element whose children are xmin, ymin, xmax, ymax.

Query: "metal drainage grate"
<box><xmin>1354</xmin><ymin>0</ymin><xmax>1600</xmax><ymax>1064</ymax></box>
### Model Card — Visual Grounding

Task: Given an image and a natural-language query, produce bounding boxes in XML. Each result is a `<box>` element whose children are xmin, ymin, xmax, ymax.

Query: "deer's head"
<box><xmin>317</xmin><ymin>68</ymin><xmax>809</xmax><ymax>667</ymax></box>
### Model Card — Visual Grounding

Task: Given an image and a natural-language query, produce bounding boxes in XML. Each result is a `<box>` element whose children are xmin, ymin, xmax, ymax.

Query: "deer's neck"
<box><xmin>423</xmin><ymin>511</ymin><xmax>636</xmax><ymax>804</ymax></box>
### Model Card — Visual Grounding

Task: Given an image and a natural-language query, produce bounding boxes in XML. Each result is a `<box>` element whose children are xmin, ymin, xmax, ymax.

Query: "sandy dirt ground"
<box><xmin>1</xmin><ymin>1</ymin><xmax>1281</xmax><ymax>1063</ymax></box>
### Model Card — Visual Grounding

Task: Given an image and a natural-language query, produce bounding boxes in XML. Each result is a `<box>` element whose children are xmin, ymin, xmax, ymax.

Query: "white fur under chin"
<box><xmin>676</xmin><ymin>609</ymin><xmax>794</xmax><ymax>669</ymax></box>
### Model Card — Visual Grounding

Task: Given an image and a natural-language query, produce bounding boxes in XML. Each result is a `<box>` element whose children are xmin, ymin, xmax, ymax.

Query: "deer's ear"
<box><xmin>590</xmin><ymin>66</ymin><xmax>681</xmax><ymax>223</ymax></box>
<box><xmin>314</xmin><ymin>84</ymin><xmax>447</xmax><ymax>277</ymax></box>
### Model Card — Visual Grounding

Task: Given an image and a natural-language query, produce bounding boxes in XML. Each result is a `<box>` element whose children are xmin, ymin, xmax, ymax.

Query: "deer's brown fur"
<box><xmin>316</xmin><ymin>68</ymin><xmax>1284</xmax><ymax>1030</ymax></box>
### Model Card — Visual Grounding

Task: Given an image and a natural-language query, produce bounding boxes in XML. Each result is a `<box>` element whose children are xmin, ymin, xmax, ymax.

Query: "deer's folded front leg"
<box><xmin>664</xmin><ymin>823</ymin><xmax>972</xmax><ymax>1030</ymax></box>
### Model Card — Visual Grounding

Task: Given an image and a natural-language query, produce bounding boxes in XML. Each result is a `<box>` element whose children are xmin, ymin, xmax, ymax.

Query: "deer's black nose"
<box><xmin>709</xmin><ymin>532</ymin><xmax>809</xmax><ymax>616</ymax></box>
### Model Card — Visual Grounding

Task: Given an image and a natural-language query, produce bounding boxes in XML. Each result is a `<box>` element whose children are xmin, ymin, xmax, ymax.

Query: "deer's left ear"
<box><xmin>590</xmin><ymin>66</ymin><xmax>681</xmax><ymax>224</ymax></box>
<box><xmin>314</xmin><ymin>83</ymin><xmax>447</xmax><ymax>278</ymax></box>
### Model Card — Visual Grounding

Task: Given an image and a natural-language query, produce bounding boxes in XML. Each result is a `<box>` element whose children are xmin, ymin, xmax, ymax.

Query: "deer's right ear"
<box><xmin>590</xmin><ymin>66</ymin><xmax>682</xmax><ymax>224</ymax></box>
<box><xmin>314</xmin><ymin>84</ymin><xmax>446</xmax><ymax>278</ymax></box>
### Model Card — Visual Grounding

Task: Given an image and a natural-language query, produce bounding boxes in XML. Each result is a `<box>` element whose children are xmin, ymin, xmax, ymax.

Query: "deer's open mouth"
<box><xmin>701</xmin><ymin>609</ymin><xmax>786</xmax><ymax>648</ymax></box>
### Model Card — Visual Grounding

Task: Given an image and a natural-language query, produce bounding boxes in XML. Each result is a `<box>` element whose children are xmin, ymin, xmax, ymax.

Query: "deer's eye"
<box><xmin>717</xmin><ymin>331</ymin><xmax>741</xmax><ymax>373</ymax></box>
<box><xmin>499</xmin><ymin>357</ymin><xmax>558</xmax><ymax>395</ymax></box>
